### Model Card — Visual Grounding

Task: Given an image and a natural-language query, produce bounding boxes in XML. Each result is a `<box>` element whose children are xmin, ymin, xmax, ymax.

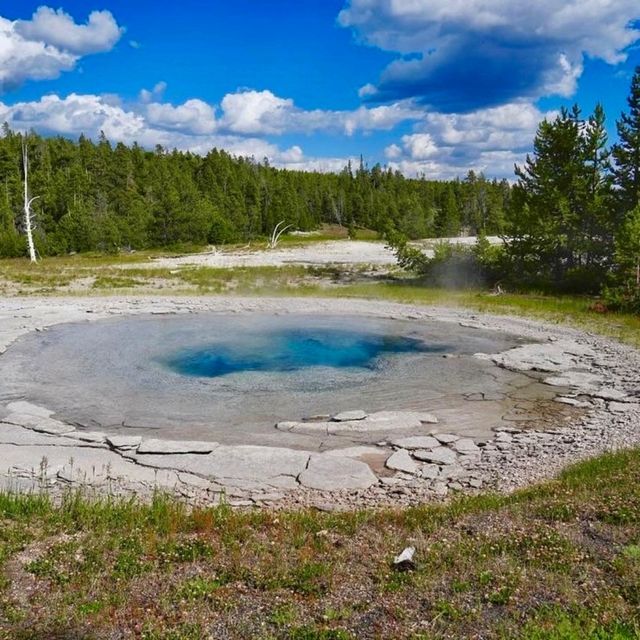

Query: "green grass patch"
<box><xmin>0</xmin><ymin>450</ymin><xmax>638</xmax><ymax>638</ymax></box>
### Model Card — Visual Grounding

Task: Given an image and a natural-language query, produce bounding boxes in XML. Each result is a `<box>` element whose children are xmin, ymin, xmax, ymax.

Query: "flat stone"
<box><xmin>590</xmin><ymin>388</ymin><xmax>628</xmax><ymax>401</ymax></box>
<box><xmin>452</xmin><ymin>438</ymin><xmax>480</xmax><ymax>454</ymax></box>
<box><xmin>5</xmin><ymin>401</ymin><xmax>54</xmax><ymax>418</ymax></box>
<box><xmin>492</xmin><ymin>341</ymin><xmax>594</xmax><ymax>373</ymax></box>
<box><xmin>544</xmin><ymin>371</ymin><xmax>602</xmax><ymax>390</ymax></box>
<box><xmin>440</xmin><ymin>464</ymin><xmax>470</xmax><ymax>480</ymax></box>
<box><xmin>0</xmin><ymin>423</ymin><xmax>94</xmax><ymax>447</ymax></box>
<box><xmin>4</xmin><ymin>413</ymin><xmax>75</xmax><ymax>435</ymax></box>
<box><xmin>106</xmin><ymin>435</ymin><xmax>142</xmax><ymax>450</ymax></box>
<box><xmin>298</xmin><ymin>454</ymin><xmax>378</xmax><ymax>491</ymax></box>
<box><xmin>420</xmin><ymin>464</ymin><xmax>439</xmax><ymax>479</ymax></box>
<box><xmin>415</xmin><ymin>412</ymin><xmax>438</xmax><ymax>424</ymax></box>
<box><xmin>0</xmin><ymin>443</ymin><xmax>182</xmax><ymax>490</ymax></box>
<box><xmin>137</xmin><ymin>439</ymin><xmax>218</xmax><ymax>455</ymax></box>
<box><xmin>413</xmin><ymin>446</ymin><xmax>458</xmax><ymax>465</ymax></box>
<box><xmin>131</xmin><ymin>445</ymin><xmax>310</xmax><ymax>489</ymax></box>
<box><xmin>327</xmin><ymin>411</ymin><xmax>422</xmax><ymax>433</ymax></box>
<box><xmin>332</xmin><ymin>410</ymin><xmax>367</xmax><ymax>422</ymax></box>
<box><xmin>608</xmin><ymin>401</ymin><xmax>640</xmax><ymax>413</ymax></box>
<box><xmin>459</xmin><ymin>453</ymin><xmax>481</xmax><ymax>466</ymax></box>
<box><xmin>432</xmin><ymin>433</ymin><xmax>459</xmax><ymax>444</ymax></box>
<box><xmin>391</xmin><ymin>436</ymin><xmax>440</xmax><ymax>450</ymax></box>
<box><xmin>385</xmin><ymin>449</ymin><xmax>419</xmax><ymax>474</ymax></box>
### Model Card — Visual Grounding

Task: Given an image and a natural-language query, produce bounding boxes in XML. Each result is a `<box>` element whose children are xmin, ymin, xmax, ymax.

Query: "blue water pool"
<box><xmin>0</xmin><ymin>311</ymin><xmax>535</xmax><ymax>443</ymax></box>
<box><xmin>163</xmin><ymin>328</ymin><xmax>444</xmax><ymax>378</ymax></box>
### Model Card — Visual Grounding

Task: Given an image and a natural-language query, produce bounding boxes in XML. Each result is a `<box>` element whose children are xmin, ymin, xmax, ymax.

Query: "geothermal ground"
<box><xmin>1</xmin><ymin>295</ymin><xmax>639</xmax><ymax>510</ymax></box>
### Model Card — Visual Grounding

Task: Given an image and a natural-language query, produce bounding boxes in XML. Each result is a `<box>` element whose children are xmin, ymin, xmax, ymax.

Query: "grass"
<box><xmin>0</xmin><ymin>450</ymin><xmax>638</xmax><ymax>638</ymax></box>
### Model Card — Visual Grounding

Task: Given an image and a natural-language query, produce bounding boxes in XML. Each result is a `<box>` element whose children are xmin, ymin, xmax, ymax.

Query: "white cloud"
<box><xmin>15</xmin><ymin>7</ymin><xmax>123</xmax><ymax>55</ymax></box>
<box><xmin>0</xmin><ymin>93</ymin><xmax>350</xmax><ymax>172</ymax></box>
<box><xmin>139</xmin><ymin>81</ymin><xmax>167</xmax><ymax>104</ymax></box>
<box><xmin>146</xmin><ymin>99</ymin><xmax>216</xmax><ymax>135</ymax></box>
<box><xmin>384</xmin><ymin>101</ymin><xmax>557</xmax><ymax>178</ymax></box>
<box><xmin>220</xmin><ymin>90</ymin><xmax>295</xmax><ymax>135</ymax></box>
<box><xmin>0</xmin><ymin>7</ymin><xmax>123</xmax><ymax>93</ymax></box>
<box><xmin>339</xmin><ymin>0</ymin><xmax>640</xmax><ymax>110</ymax></box>
<box><xmin>218</xmin><ymin>88</ymin><xmax>423</xmax><ymax>135</ymax></box>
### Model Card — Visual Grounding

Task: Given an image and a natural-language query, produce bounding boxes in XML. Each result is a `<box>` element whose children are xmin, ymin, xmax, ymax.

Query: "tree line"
<box><xmin>0</xmin><ymin>126</ymin><xmax>510</xmax><ymax>258</ymax></box>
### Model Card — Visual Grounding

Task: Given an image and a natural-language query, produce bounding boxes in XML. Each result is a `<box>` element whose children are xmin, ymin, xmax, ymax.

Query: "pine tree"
<box><xmin>507</xmin><ymin>105</ymin><xmax>613</xmax><ymax>289</ymax></box>
<box><xmin>613</xmin><ymin>66</ymin><xmax>640</xmax><ymax>214</ymax></box>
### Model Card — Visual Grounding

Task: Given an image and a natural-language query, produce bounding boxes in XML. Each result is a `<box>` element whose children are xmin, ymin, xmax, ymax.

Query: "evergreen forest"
<box><xmin>0</xmin><ymin>126</ymin><xmax>509</xmax><ymax>257</ymax></box>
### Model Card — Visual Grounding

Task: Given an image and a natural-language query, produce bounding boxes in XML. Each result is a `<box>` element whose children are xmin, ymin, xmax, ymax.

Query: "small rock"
<box><xmin>332</xmin><ymin>410</ymin><xmax>367</xmax><ymax>422</ymax></box>
<box><xmin>432</xmin><ymin>433</ymin><xmax>460</xmax><ymax>444</ymax></box>
<box><xmin>391</xmin><ymin>436</ymin><xmax>439</xmax><ymax>450</ymax></box>
<box><xmin>299</xmin><ymin>454</ymin><xmax>377</xmax><ymax>491</ymax></box>
<box><xmin>393</xmin><ymin>546</ymin><xmax>416</xmax><ymax>571</ymax></box>
<box><xmin>416</xmin><ymin>412</ymin><xmax>438</xmax><ymax>424</ymax></box>
<box><xmin>452</xmin><ymin>438</ymin><xmax>480</xmax><ymax>454</ymax></box>
<box><xmin>275</xmin><ymin>421</ymin><xmax>298</xmax><ymax>432</ymax></box>
<box><xmin>386</xmin><ymin>449</ymin><xmax>419</xmax><ymax>474</ymax></box>
<box><xmin>432</xmin><ymin>481</ymin><xmax>449</xmax><ymax>497</ymax></box>
<box><xmin>439</xmin><ymin>464</ymin><xmax>467</xmax><ymax>480</ymax></box>
<box><xmin>413</xmin><ymin>447</ymin><xmax>458</xmax><ymax>465</ymax></box>
<box><xmin>420</xmin><ymin>464</ymin><xmax>439</xmax><ymax>479</ymax></box>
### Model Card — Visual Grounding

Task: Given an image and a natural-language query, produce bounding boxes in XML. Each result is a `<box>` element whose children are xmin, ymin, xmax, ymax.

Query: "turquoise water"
<box><xmin>164</xmin><ymin>328</ymin><xmax>444</xmax><ymax>378</ymax></box>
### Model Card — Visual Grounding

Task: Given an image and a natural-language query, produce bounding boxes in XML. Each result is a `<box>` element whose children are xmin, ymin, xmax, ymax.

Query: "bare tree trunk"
<box><xmin>267</xmin><ymin>220</ymin><xmax>293</xmax><ymax>249</ymax></box>
<box><xmin>22</xmin><ymin>141</ymin><xmax>38</xmax><ymax>263</ymax></box>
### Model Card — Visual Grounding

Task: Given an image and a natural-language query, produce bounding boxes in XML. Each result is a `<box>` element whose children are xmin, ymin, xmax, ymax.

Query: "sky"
<box><xmin>0</xmin><ymin>1</ymin><xmax>639</xmax><ymax>179</ymax></box>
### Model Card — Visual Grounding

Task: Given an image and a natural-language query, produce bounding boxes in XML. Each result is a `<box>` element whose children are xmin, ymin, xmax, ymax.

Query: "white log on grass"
<box><xmin>22</xmin><ymin>142</ymin><xmax>38</xmax><ymax>263</ymax></box>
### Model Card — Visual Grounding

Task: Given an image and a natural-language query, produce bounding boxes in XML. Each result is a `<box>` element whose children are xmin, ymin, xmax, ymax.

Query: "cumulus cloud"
<box><xmin>15</xmin><ymin>7</ymin><xmax>123</xmax><ymax>55</ymax></box>
<box><xmin>0</xmin><ymin>7</ymin><xmax>123</xmax><ymax>92</ymax></box>
<box><xmin>219</xmin><ymin>88</ymin><xmax>423</xmax><ymax>135</ymax></box>
<box><xmin>0</xmin><ymin>93</ymin><xmax>351</xmax><ymax>172</ymax></box>
<box><xmin>384</xmin><ymin>101</ymin><xmax>557</xmax><ymax>179</ymax></box>
<box><xmin>146</xmin><ymin>99</ymin><xmax>216</xmax><ymax>135</ymax></box>
<box><xmin>339</xmin><ymin>0</ymin><xmax>640</xmax><ymax>111</ymax></box>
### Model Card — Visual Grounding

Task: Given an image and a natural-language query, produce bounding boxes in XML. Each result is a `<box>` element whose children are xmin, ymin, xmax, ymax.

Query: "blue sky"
<box><xmin>0</xmin><ymin>1</ymin><xmax>639</xmax><ymax>178</ymax></box>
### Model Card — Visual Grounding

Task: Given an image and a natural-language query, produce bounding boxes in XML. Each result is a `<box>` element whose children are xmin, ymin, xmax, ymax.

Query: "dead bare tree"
<box><xmin>22</xmin><ymin>141</ymin><xmax>38</xmax><ymax>263</ymax></box>
<box><xmin>267</xmin><ymin>220</ymin><xmax>293</xmax><ymax>249</ymax></box>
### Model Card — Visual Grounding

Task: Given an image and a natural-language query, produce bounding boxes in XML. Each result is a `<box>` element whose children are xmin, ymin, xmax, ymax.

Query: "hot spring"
<box><xmin>0</xmin><ymin>312</ymin><xmax>556</xmax><ymax>447</ymax></box>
